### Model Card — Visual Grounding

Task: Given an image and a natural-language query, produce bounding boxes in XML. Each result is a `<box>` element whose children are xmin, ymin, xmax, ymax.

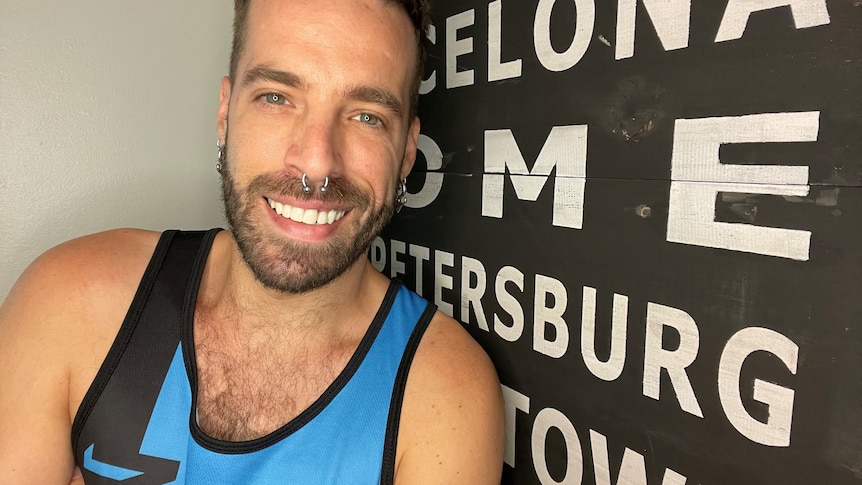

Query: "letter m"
<box><xmin>482</xmin><ymin>126</ymin><xmax>587</xmax><ymax>229</ymax></box>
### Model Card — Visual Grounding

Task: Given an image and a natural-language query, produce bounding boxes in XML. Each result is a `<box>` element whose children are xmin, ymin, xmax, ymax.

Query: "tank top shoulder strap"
<box><xmin>379</xmin><ymin>284</ymin><xmax>438</xmax><ymax>484</ymax></box>
<box><xmin>71</xmin><ymin>228</ymin><xmax>221</xmax><ymax>453</ymax></box>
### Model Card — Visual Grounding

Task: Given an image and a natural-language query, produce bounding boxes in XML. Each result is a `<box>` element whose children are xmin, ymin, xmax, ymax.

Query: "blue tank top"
<box><xmin>72</xmin><ymin>230</ymin><xmax>435</xmax><ymax>484</ymax></box>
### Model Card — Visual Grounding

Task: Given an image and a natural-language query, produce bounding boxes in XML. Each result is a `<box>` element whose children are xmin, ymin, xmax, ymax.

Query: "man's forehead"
<box><xmin>245</xmin><ymin>1</ymin><xmax>413</xmax><ymax>57</ymax></box>
<box><xmin>246</xmin><ymin>0</ymin><xmax>414</xmax><ymax>38</ymax></box>
<box><xmin>238</xmin><ymin>0</ymin><xmax>417</xmax><ymax>99</ymax></box>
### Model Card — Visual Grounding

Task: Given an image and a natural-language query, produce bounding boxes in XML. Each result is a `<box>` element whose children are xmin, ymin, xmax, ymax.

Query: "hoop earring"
<box><xmin>395</xmin><ymin>178</ymin><xmax>408</xmax><ymax>213</ymax></box>
<box><xmin>216</xmin><ymin>139</ymin><xmax>225</xmax><ymax>173</ymax></box>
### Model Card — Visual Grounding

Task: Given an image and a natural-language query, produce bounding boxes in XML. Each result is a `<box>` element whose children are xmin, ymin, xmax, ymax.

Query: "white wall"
<box><xmin>1</xmin><ymin>2</ymin><xmax>234</xmax><ymax>301</ymax></box>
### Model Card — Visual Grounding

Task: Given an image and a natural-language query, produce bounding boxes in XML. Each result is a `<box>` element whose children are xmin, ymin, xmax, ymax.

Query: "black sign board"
<box><xmin>378</xmin><ymin>1</ymin><xmax>862</xmax><ymax>483</ymax></box>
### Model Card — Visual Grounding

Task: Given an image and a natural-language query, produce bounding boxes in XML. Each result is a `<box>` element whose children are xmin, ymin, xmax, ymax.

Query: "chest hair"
<box><xmin>193</xmin><ymin>320</ymin><xmax>356</xmax><ymax>442</ymax></box>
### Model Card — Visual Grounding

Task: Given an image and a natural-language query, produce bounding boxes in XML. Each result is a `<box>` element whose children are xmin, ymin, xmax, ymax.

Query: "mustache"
<box><xmin>245</xmin><ymin>172</ymin><xmax>370</xmax><ymax>208</ymax></box>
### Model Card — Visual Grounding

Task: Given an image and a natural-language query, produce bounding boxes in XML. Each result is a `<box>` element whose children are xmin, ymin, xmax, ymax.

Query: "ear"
<box><xmin>217</xmin><ymin>76</ymin><xmax>232</xmax><ymax>141</ymax></box>
<box><xmin>400</xmin><ymin>116</ymin><xmax>421</xmax><ymax>179</ymax></box>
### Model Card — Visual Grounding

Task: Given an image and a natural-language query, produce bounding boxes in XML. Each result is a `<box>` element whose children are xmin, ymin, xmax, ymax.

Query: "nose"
<box><xmin>285</xmin><ymin>112</ymin><xmax>341</xmax><ymax>187</ymax></box>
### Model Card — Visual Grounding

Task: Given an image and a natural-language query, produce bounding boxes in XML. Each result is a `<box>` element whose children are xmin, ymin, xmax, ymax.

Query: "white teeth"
<box><xmin>302</xmin><ymin>209</ymin><xmax>318</xmax><ymax>224</ymax></box>
<box><xmin>267</xmin><ymin>198</ymin><xmax>346</xmax><ymax>226</ymax></box>
<box><xmin>289</xmin><ymin>207</ymin><xmax>303</xmax><ymax>222</ymax></box>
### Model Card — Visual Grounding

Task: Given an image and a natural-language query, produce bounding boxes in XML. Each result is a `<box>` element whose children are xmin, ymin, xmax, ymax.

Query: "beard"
<box><xmin>220</xmin><ymin>150</ymin><xmax>395</xmax><ymax>294</ymax></box>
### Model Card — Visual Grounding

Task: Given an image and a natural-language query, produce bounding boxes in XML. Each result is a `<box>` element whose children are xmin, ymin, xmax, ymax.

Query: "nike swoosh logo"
<box><xmin>83</xmin><ymin>444</ymin><xmax>145</xmax><ymax>481</ymax></box>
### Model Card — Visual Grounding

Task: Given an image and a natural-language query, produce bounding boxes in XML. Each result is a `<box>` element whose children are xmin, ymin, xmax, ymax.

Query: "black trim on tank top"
<box><xmin>186</xmin><ymin>279</ymin><xmax>405</xmax><ymax>454</ymax></box>
<box><xmin>70</xmin><ymin>230</ymin><xmax>178</xmax><ymax>450</ymax></box>
<box><xmin>379</xmin><ymin>302</ymin><xmax>437</xmax><ymax>485</ymax></box>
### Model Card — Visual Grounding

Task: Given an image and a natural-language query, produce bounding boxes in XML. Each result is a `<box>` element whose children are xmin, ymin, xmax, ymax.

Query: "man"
<box><xmin>0</xmin><ymin>0</ymin><xmax>505</xmax><ymax>483</ymax></box>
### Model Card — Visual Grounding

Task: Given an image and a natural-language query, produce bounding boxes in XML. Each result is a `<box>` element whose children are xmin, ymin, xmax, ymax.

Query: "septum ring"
<box><xmin>302</xmin><ymin>173</ymin><xmax>329</xmax><ymax>194</ymax></box>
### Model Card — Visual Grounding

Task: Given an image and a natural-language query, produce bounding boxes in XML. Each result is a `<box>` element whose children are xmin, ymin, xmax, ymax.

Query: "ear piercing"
<box><xmin>395</xmin><ymin>178</ymin><xmax>408</xmax><ymax>212</ymax></box>
<box><xmin>216</xmin><ymin>139</ymin><xmax>225</xmax><ymax>173</ymax></box>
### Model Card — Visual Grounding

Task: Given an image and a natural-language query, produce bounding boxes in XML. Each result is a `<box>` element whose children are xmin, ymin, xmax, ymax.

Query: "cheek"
<box><xmin>348</xmin><ymin>149</ymin><xmax>401</xmax><ymax>200</ymax></box>
<box><xmin>341</xmin><ymin>135</ymin><xmax>401</xmax><ymax>181</ymax></box>
<box><xmin>228</xmin><ymin>129</ymin><xmax>289</xmax><ymax>173</ymax></box>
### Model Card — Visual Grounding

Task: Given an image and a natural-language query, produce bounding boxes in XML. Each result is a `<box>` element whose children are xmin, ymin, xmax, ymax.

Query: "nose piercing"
<box><xmin>302</xmin><ymin>173</ymin><xmax>329</xmax><ymax>193</ymax></box>
<box><xmin>302</xmin><ymin>173</ymin><xmax>311</xmax><ymax>193</ymax></box>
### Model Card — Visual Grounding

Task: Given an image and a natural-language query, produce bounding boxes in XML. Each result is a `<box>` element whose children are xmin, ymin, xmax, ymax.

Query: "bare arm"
<box><xmin>0</xmin><ymin>229</ymin><xmax>158</xmax><ymax>483</ymax></box>
<box><xmin>394</xmin><ymin>313</ymin><xmax>506</xmax><ymax>484</ymax></box>
<box><xmin>0</xmin><ymin>250</ymin><xmax>79</xmax><ymax>482</ymax></box>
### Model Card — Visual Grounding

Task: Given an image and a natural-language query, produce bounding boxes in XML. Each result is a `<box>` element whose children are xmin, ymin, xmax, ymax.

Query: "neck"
<box><xmin>197</xmin><ymin>231</ymin><xmax>389</xmax><ymax>338</ymax></box>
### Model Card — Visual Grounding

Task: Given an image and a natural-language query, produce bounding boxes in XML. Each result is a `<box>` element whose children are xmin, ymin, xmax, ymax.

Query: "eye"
<box><xmin>262</xmin><ymin>93</ymin><xmax>287</xmax><ymax>105</ymax></box>
<box><xmin>355</xmin><ymin>112</ymin><xmax>382</xmax><ymax>127</ymax></box>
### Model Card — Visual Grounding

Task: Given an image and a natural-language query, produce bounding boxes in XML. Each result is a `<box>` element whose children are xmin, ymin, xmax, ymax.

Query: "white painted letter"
<box><xmin>370</xmin><ymin>237</ymin><xmax>386</xmax><ymax>272</ymax></box>
<box><xmin>590</xmin><ymin>431</ymin><xmax>645</xmax><ymax>485</ymax></box>
<box><xmin>719</xmin><ymin>327</ymin><xmax>798</xmax><ymax>446</ymax></box>
<box><xmin>494</xmin><ymin>266</ymin><xmax>525</xmax><ymax>342</ymax></box>
<box><xmin>408</xmin><ymin>244</ymin><xmax>430</xmax><ymax>296</ymax></box>
<box><xmin>590</xmin><ymin>430</ymin><xmax>686</xmax><ymax>485</ymax></box>
<box><xmin>643</xmin><ymin>303</ymin><xmax>704</xmax><ymax>418</ymax></box>
<box><xmin>534</xmin><ymin>0</ymin><xmax>595</xmax><ymax>72</ymax></box>
<box><xmin>461</xmin><ymin>256</ymin><xmax>490</xmax><ymax>331</ymax></box>
<box><xmin>581</xmin><ymin>288</ymin><xmax>628</xmax><ymax>381</ymax></box>
<box><xmin>408</xmin><ymin>134</ymin><xmax>445</xmax><ymax>209</ymax></box>
<box><xmin>390</xmin><ymin>239</ymin><xmax>406</xmax><ymax>279</ymax></box>
<box><xmin>446</xmin><ymin>10</ymin><xmax>475</xmax><ymax>88</ymax></box>
<box><xmin>502</xmin><ymin>385</ymin><xmax>531</xmax><ymax>467</ymax></box>
<box><xmin>532</xmin><ymin>408</ymin><xmax>583</xmax><ymax>485</ymax></box>
<box><xmin>616</xmin><ymin>0</ymin><xmax>692</xmax><ymax>60</ymax></box>
<box><xmin>668</xmin><ymin>112</ymin><xmax>818</xmax><ymax>261</ymax></box>
<box><xmin>420</xmin><ymin>24</ymin><xmax>437</xmax><ymax>94</ymax></box>
<box><xmin>489</xmin><ymin>0</ymin><xmax>523</xmax><ymax>82</ymax></box>
<box><xmin>434</xmin><ymin>250</ymin><xmax>455</xmax><ymax>316</ymax></box>
<box><xmin>716</xmin><ymin>0</ymin><xmax>830</xmax><ymax>42</ymax></box>
<box><xmin>534</xmin><ymin>274</ymin><xmax>569</xmax><ymax>358</ymax></box>
<box><xmin>590</xmin><ymin>430</ymin><xmax>688</xmax><ymax>485</ymax></box>
<box><xmin>483</xmin><ymin>126</ymin><xmax>587</xmax><ymax>229</ymax></box>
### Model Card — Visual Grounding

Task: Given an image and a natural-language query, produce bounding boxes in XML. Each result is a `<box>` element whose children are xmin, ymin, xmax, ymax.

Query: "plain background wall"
<box><xmin>1</xmin><ymin>2</ymin><xmax>234</xmax><ymax>301</ymax></box>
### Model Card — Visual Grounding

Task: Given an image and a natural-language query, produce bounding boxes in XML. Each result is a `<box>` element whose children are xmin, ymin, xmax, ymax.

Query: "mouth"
<box><xmin>266</xmin><ymin>197</ymin><xmax>346</xmax><ymax>225</ymax></box>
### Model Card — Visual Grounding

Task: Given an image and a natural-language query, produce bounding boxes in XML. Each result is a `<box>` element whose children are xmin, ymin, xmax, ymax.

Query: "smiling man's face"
<box><xmin>216</xmin><ymin>0</ymin><xmax>420</xmax><ymax>293</ymax></box>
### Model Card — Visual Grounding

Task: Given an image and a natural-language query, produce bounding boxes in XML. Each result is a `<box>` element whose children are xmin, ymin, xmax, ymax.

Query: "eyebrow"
<box><xmin>241</xmin><ymin>66</ymin><xmax>306</xmax><ymax>90</ymax></box>
<box><xmin>241</xmin><ymin>66</ymin><xmax>404</xmax><ymax>118</ymax></box>
<box><xmin>345</xmin><ymin>85</ymin><xmax>404</xmax><ymax>118</ymax></box>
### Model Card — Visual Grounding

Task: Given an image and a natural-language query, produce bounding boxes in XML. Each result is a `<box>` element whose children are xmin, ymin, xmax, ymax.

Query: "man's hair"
<box><xmin>229</xmin><ymin>0</ymin><xmax>430</xmax><ymax>118</ymax></box>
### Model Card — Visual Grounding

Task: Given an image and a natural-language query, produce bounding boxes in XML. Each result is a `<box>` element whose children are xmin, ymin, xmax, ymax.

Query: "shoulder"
<box><xmin>411</xmin><ymin>311</ymin><xmax>500</xmax><ymax>395</ymax></box>
<box><xmin>1</xmin><ymin>226</ymin><xmax>162</xmax><ymax>378</ymax></box>
<box><xmin>395</xmin><ymin>310</ymin><xmax>505</xmax><ymax>484</ymax></box>
<box><xmin>10</xmin><ymin>228</ymin><xmax>160</xmax><ymax>286</ymax></box>
<box><xmin>1</xmin><ymin>227</ymin><xmax>163</xmax><ymax>368</ymax></box>
<box><xmin>0</xmin><ymin>228</ymin><xmax>161</xmax><ymax>480</ymax></box>
<box><xmin>3</xmin><ymin>226</ymin><xmax>163</xmax><ymax>354</ymax></box>
<box><xmin>3</xmin><ymin>227</ymin><xmax>161</xmax><ymax>320</ymax></box>
<box><xmin>23</xmin><ymin>228</ymin><xmax>161</xmax><ymax>283</ymax></box>
<box><xmin>1</xmin><ymin>228</ymin><xmax>163</xmax><ymax>397</ymax></box>
<box><xmin>3</xmin><ymin>228</ymin><xmax>162</xmax><ymax>325</ymax></box>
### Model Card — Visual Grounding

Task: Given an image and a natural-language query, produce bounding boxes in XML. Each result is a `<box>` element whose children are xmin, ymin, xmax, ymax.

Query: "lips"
<box><xmin>266</xmin><ymin>197</ymin><xmax>346</xmax><ymax>225</ymax></box>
